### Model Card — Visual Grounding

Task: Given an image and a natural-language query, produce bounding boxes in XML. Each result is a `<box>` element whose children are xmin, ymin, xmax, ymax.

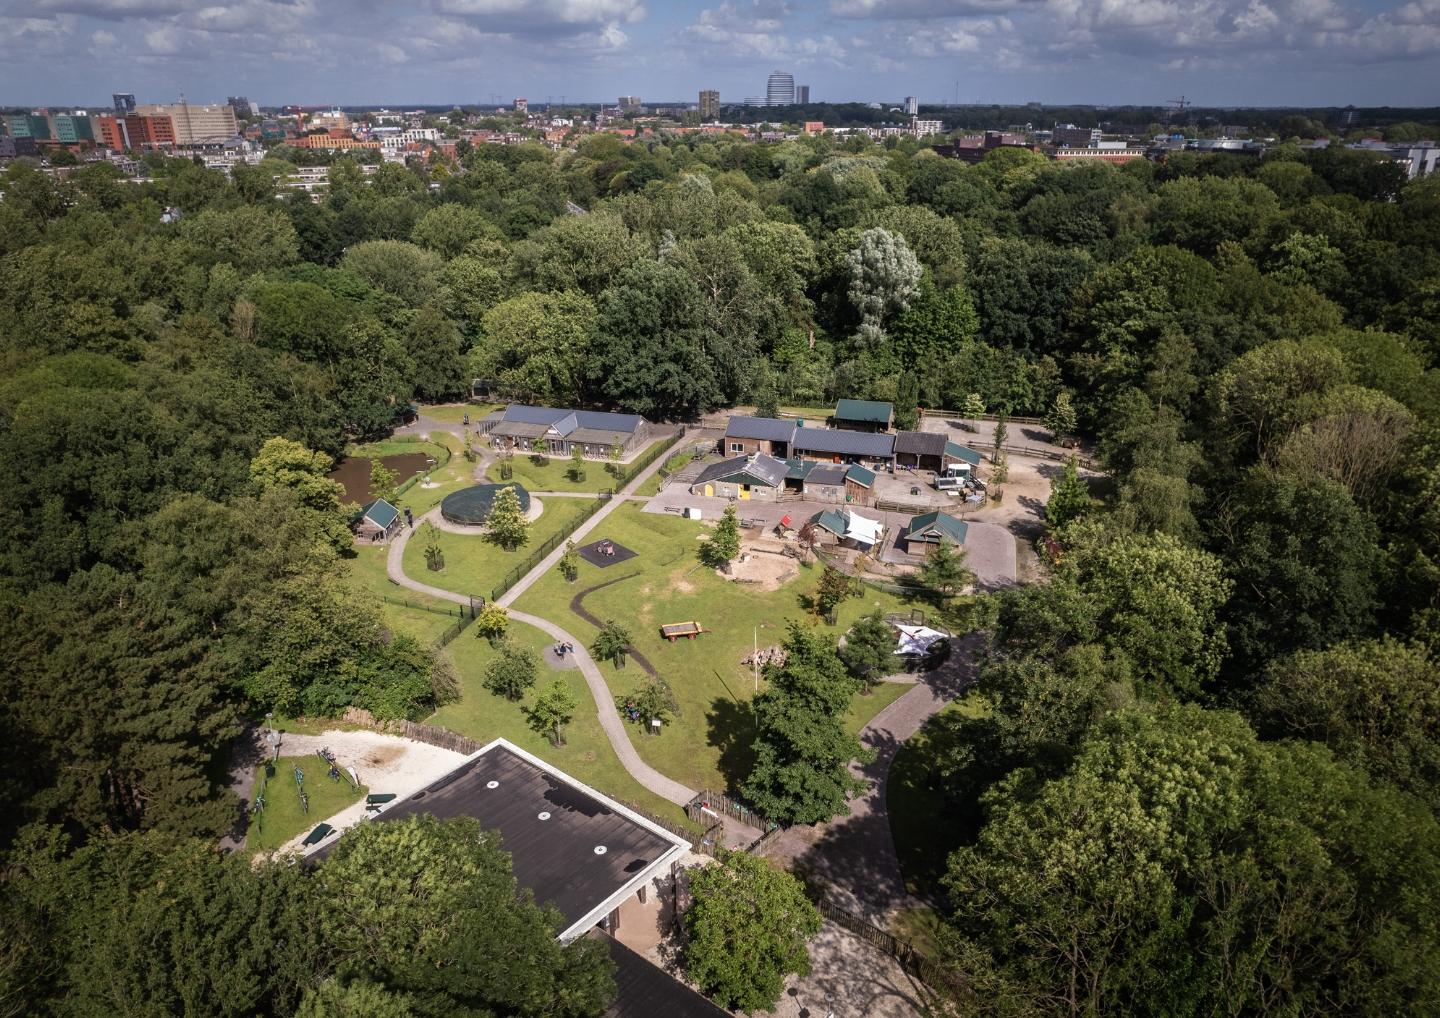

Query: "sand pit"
<box><xmin>721</xmin><ymin>549</ymin><xmax>799</xmax><ymax>591</ymax></box>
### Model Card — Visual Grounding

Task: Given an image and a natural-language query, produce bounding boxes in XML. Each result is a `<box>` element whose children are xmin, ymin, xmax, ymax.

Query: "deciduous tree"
<box><xmin>684</xmin><ymin>851</ymin><xmax>822</xmax><ymax>1013</ymax></box>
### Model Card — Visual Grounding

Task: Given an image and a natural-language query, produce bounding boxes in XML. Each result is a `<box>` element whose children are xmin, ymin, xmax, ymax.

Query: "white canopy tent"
<box><xmin>894</xmin><ymin>624</ymin><xmax>949</xmax><ymax>657</ymax></box>
<box><xmin>844</xmin><ymin>512</ymin><xmax>884</xmax><ymax>548</ymax></box>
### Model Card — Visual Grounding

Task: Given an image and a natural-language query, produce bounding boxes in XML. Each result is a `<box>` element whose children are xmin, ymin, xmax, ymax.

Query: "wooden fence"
<box><xmin>808</xmin><ymin>894</ymin><xmax>962</xmax><ymax>994</ymax></box>
<box><xmin>687</xmin><ymin>789</ymin><xmax>767</xmax><ymax>829</ymax></box>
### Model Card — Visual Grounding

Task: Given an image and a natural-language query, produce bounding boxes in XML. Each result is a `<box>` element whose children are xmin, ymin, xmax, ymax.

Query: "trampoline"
<box><xmin>576</xmin><ymin>539</ymin><xmax>638</xmax><ymax>568</ymax></box>
<box><xmin>440</xmin><ymin>483</ymin><xmax>532</xmax><ymax>526</ymax></box>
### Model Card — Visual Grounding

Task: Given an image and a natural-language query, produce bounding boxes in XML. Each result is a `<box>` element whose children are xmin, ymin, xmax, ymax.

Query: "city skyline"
<box><xmin>1</xmin><ymin>0</ymin><xmax>1438</xmax><ymax>108</ymax></box>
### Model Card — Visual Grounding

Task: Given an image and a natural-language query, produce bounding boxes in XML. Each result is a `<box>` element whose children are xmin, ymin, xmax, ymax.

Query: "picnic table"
<box><xmin>365</xmin><ymin>793</ymin><xmax>397</xmax><ymax>811</ymax></box>
<box><xmin>660</xmin><ymin>621</ymin><xmax>705</xmax><ymax>642</ymax></box>
<box><xmin>301</xmin><ymin>822</ymin><xmax>335</xmax><ymax>847</ymax></box>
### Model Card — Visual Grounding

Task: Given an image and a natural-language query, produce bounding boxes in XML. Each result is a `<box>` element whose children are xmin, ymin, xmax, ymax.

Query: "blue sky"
<box><xmin>2</xmin><ymin>0</ymin><xmax>1437</xmax><ymax>108</ymax></box>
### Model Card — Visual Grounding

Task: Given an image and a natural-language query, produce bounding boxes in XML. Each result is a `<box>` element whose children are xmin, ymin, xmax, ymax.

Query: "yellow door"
<box><xmin>739</xmin><ymin>485</ymin><xmax>751</xmax><ymax>500</ymax></box>
<box><xmin>705</xmin><ymin>484</ymin><xmax>714</xmax><ymax>497</ymax></box>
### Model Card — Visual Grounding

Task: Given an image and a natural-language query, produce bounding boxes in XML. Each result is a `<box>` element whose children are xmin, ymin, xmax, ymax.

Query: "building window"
<box><xmin>730</xmin><ymin>443</ymin><xmax>745</xmax><ymax>452</ymax></box>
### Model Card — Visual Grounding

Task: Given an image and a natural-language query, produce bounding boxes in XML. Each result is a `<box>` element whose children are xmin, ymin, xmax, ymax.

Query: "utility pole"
<box><xmin>753</xmin><ymin>626</ymin><xmax>759</xmax><ymax>693</ymax></box>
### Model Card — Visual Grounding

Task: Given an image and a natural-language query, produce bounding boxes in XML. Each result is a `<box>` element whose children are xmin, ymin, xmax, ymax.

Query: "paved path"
<box><xmin>385</xmin><ymin>435</ymin><xmax>700</xmax><ymax>808</ymax></box>
<box><xmin>764</xmin><ymin>635</ymin><xmax>980</xmax><ymax>922</ymax></box>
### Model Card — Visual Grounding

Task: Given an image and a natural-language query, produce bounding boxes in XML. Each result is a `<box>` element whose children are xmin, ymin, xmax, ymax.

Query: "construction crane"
<box><xmin>1167</xmin><ymin>95</ymin><xmax>1192</xmax><ymax>114</ymax></box>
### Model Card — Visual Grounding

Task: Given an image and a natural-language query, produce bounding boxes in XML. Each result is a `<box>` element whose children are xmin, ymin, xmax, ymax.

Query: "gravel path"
<box><xmin>764</xmin><ymin>635</ymin><xmax>981</xmax><ymax>922</ymax></box>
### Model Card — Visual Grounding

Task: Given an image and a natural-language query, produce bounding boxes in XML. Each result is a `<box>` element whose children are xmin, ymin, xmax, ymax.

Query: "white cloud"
<box><xmin>830</xmin><ymin>0</ymin><xmax>1039</xmax><ymax>16</ymax></box>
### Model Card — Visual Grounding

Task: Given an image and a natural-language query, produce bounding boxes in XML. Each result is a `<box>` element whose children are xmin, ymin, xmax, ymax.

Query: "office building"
<box><xmin>911</xmin><ymin>117</ymin><xmax>943</xmax><ymax>137</ymax></box>
<box><xmin>5</xmin><ymin>113</ymin><xmax>52</xmax><ymax>140</ymax></box>
<box><xmin>766</xmin><ymin>71</ymin><xmax>795</xmax><ymax>106</ymax></box>
<box><xmin>136</xmin><ymin>102</ymin><xmax>238</xmax><ymax>144</ymax></box>
<box><xmin>618</xmin><ymin>95</ymin><xmax>642</xmax><ymax>109</ymax></box>
<box><xmin>698</xmin><ymin>89</ymin><xmax>719</xmax><ymax>119</ymax></box>
<box><xmin>905</xmin><ymin>96</ymin><xmax>918</xmax><ymax>115</ymax></box>
<box><xmin>49</xmin><ymin>113</ymin><xmax>94</xmax><ymax>144</ymax></box>
<box><xmin>96</xmin><ymin>112</ymin><xmax>177</xmax><ymax>150</ymax></box>
<box><xmin>514</xmin><ymin>98</ymin><xmax>528</xmax><ymax>112</ymax></box>
<box><xmin>227</xmin><ymin>96</ymin><xmax>257</xmax><ymax>119</ymax></box>
<box><xmin>796</xmin><ymin>85</ymin><xmax>809</xmax><ymax>104</ymax></box>
<box><xmin>112</xmin><ymin>93</ymin><xmax>136</xmax><ymax>113</ymax></box>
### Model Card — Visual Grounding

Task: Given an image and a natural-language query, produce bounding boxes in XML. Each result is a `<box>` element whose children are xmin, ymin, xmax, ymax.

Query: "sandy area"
<box><xmin>256</xmin><ymin>730</ymin><xmax>466</xmax><ymax>859</ymax></box>
<box><xmin>722</xmin><ymin>545</ymin><xmax>799</xmax><ymax>591</ymax></box>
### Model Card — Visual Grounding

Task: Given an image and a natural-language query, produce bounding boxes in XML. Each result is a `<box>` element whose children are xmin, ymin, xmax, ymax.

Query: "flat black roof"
<box><xmin>310</xmin><ymin>743</ymin><xmax>684</xmax><ymax>934</ymax></box>
<box><xmin>599</xmin><ymin>932</ymin><xmax>731</xmax><ymax>1018</ymax></box>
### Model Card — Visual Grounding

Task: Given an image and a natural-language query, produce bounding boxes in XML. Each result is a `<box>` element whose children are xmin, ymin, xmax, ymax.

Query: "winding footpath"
<box><xmin>385</xmin><ymin>428</ymin><xmax>971</xmax><ymax>907</ymax></box>
<box><xmin>386</xmin><ymin>440</ymin><xmax>696</xmax><ymax>807</ymax></box>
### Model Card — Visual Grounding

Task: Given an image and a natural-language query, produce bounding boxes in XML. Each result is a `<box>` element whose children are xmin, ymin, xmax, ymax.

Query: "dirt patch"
<box><xmin>668</xmin><ymin>567</ymin><xmax>697</xmax><ymax>596</ymax></box>
<box><xmin>363</xmin><ymin>745</ymin><xmax>403</xmax><ymax>767</ymax></box>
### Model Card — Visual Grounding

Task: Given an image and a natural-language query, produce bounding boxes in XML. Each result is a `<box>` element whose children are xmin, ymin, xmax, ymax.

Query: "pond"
<box><xmin>329</xmin><ymin>452</ymin><xmax>433</xmax><ymax>504</ymax></box>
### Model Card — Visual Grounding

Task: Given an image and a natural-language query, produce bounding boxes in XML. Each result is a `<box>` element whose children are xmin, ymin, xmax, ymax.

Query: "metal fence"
<box><xmin>488</xmin><ymin>493</ymin><xmax>613</xmax><ymax>602</ymax></box>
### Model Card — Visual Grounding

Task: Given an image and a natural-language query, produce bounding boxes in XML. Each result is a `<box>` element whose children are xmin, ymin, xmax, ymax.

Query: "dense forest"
<box><xmin>1</xmin><ymin>130</ymin><xmax>1439</xmax><ymax>1013</ymax></box>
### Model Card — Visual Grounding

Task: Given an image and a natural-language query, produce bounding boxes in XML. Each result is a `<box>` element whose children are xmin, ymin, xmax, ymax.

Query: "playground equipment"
<box><xmin>660</xmin><ymin>621</ymin><xmax>705</xmax><ymax>642</ymax></box>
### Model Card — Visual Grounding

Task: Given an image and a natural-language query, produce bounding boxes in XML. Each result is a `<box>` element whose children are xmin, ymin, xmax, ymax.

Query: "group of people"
<box><xmin>553</xmin><ymin>641</ymin><xmax>576</xmax><ymax>659</ymax></box>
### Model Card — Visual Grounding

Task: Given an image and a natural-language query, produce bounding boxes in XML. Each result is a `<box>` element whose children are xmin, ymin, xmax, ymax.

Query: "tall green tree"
<box><xmin>841</xmin><ymin>610</ymin><xmax>896</xmax><ymax>691</ymax></box>
<box><xmin>743</xmin><ymin>623</ymin><xmax>868</xmax><ymax>824</ymax></box>
<box><xmin>700</xmin><ymin>504</ymin><xmax>742</xmax><ymax>570</ymax></box>
<box><xmin>1045</xmin><ymin>454</ymin><xmax>1092</xmax><ymax>530</ymax></box>
<box><xmin>483</xmin><ymin>643</ymin><xmax>538</xmax><ymax>702</ymax></box>
<box><xmin>684</xmin><ymin>851</ymin><xmax>822</xmax><ymax>1013</ymax></box>
<box><xmin>315</xmin><ymin>815</ymin><xmax>616</xmax><ymax>1014</ymax></box>
<box><xmin>485</xmin><ymin>485</ymin><xmax>529</xmax><ymax>550</ymax></box>
<box><xmin>526</xmin><ymin>679</ymin><xmax>578</xmax><ymax>746</ymax></box>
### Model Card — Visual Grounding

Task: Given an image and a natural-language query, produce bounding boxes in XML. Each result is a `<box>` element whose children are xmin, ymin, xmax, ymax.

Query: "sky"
<box><xmin>1</xmin><ymin>0</ymin><xmax>1438</xmax><ymax>109</ymax></box>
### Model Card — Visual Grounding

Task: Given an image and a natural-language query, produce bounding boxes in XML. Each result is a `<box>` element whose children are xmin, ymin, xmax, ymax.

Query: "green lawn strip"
<box><xmin>490</xmin><ymin>453</ymin><xmax>616</xmax><ymax>493</ymax></box>
<box><xmin>246</xmin><ymin>755</ymin><xmax>366</xmax><ymax>855</ymax></box>
<box><xmin>632</xmin><ymin>450</ymin><xmax>702</xmax><ymax>498</ymax></box>
<box><xmin>418</xmin><ymin>402</ymin><xmax>503</xmax><ymax>425</ymax></box>
<box><xmin>346</xmin><ymin>545</ymin><xmax>462</xmax><ymax>644</ymax></box>
<box><xmin>886</xmin><ymin>694</ymin><xmax>991</xmax><ymax>897</ymax></box>
<box><xmin>430</xmin><ymin>623</ymin><xmax>697</xmax><ymax>828</ymax></box>
<box><xmin>513</xmin><ymin>502</ymin><xmax>920</xmax><ymax>795</ymax></box>
<box><xmin>401</xmin><ymin>498</ymin><xmax>593</xmax><ymax>598</ymax></box>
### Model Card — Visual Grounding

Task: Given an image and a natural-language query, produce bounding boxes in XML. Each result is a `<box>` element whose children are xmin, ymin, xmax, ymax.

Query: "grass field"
<box><xmin>247</xmin><ymin>755</ymin><xmax>366</xmax><ymax>855</ymax></box>
<box><xmin>429</xmin><ymin>623</ymin><xmax>699</xmax><ymax>827</ymax></box>
<box><xmin>401</xmin><ymin>497</ymin><xmax>594</xmax><ymax>599</ymax></box>
<box><xmin>489</xmin><ymin>452</ymin><xmax>630</xmax><ymax>493</ymax></box>
<box><xmin>512</xmin><ymin>502</ymin><xmax>918</xmax><ymax>794</ymax></box>
<box><xmin>347</xmin><ymin>544</ymin><xmax>466</xmax><ymax>644</ymax></box>
<box><xmin>887</xmin><ymin>694</ymin><xmax>991</xmax><ymax>896</ymax></box>
<box><xmin>417</xmin><ymin>402</ymin><xmax>503</xmax><ymax>425</ymax></box>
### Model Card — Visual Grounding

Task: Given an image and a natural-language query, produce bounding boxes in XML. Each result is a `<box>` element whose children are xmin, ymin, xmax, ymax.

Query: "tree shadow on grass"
<box><xmin>705</xmin><ymin>696</ymin><xmax>757</xmax><ymax>793</ymax></box>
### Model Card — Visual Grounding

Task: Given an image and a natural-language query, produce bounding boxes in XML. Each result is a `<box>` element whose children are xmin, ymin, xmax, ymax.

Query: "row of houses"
<box><xmin>721</xmin><ymin>415</ymin><xmax>980</xmax><ymax>474</ymax></box>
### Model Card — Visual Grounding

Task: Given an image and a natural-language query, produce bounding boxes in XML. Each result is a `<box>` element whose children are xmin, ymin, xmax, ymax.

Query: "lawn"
<box><xmin>402</xmin><ymin>497</ymin><xmax>595</xmax><ymax>599</ymax></box>
<box><xmin>347</xmin><ymin>544</ymin><xmax>465</xmax><ymax>645</ymax></box>
<box><xmin>887</xmin><ymin>694</ymin><xmax>991</xmax><ymax>898</ymax></box>
<box><xmin>512</xmin><ymin>502</ymin><xmax>919</xmax><ymax>795</ymax></box>
<box><xmin>430</xmin><ymin>623</ymin><xmax>700</xmax><ymax>828</ymax></box>
<box><xmin>489</xmin><ymin>451</ymin><xmax>628</xmax><ymax>493</ymax></box>
<box><xmin>417</xmin><ymin>402</ymin><xmax>503</xmax><ymax>425</ymax></box>
<box><xmin>246</xmin><ymin>755</ymin><xmax>366</xmax><ymax>855</ymax></box>
<box><xmin>632</xmin><ymin>449</ymin><xmax>713</xmax><ymax>498</ymax></box>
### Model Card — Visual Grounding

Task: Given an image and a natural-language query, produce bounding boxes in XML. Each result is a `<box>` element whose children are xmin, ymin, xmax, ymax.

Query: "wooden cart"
<box><xmin>660</xmin><ymin>621</ymin><xmax>705</xmax><ymax>642</ymax></box>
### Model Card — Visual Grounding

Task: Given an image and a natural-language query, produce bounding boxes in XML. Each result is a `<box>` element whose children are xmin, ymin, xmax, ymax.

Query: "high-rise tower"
<box><xmin>766</xmin><ymin>71</ymin><xmax>795</xmax><ymax>106</ymax></box>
